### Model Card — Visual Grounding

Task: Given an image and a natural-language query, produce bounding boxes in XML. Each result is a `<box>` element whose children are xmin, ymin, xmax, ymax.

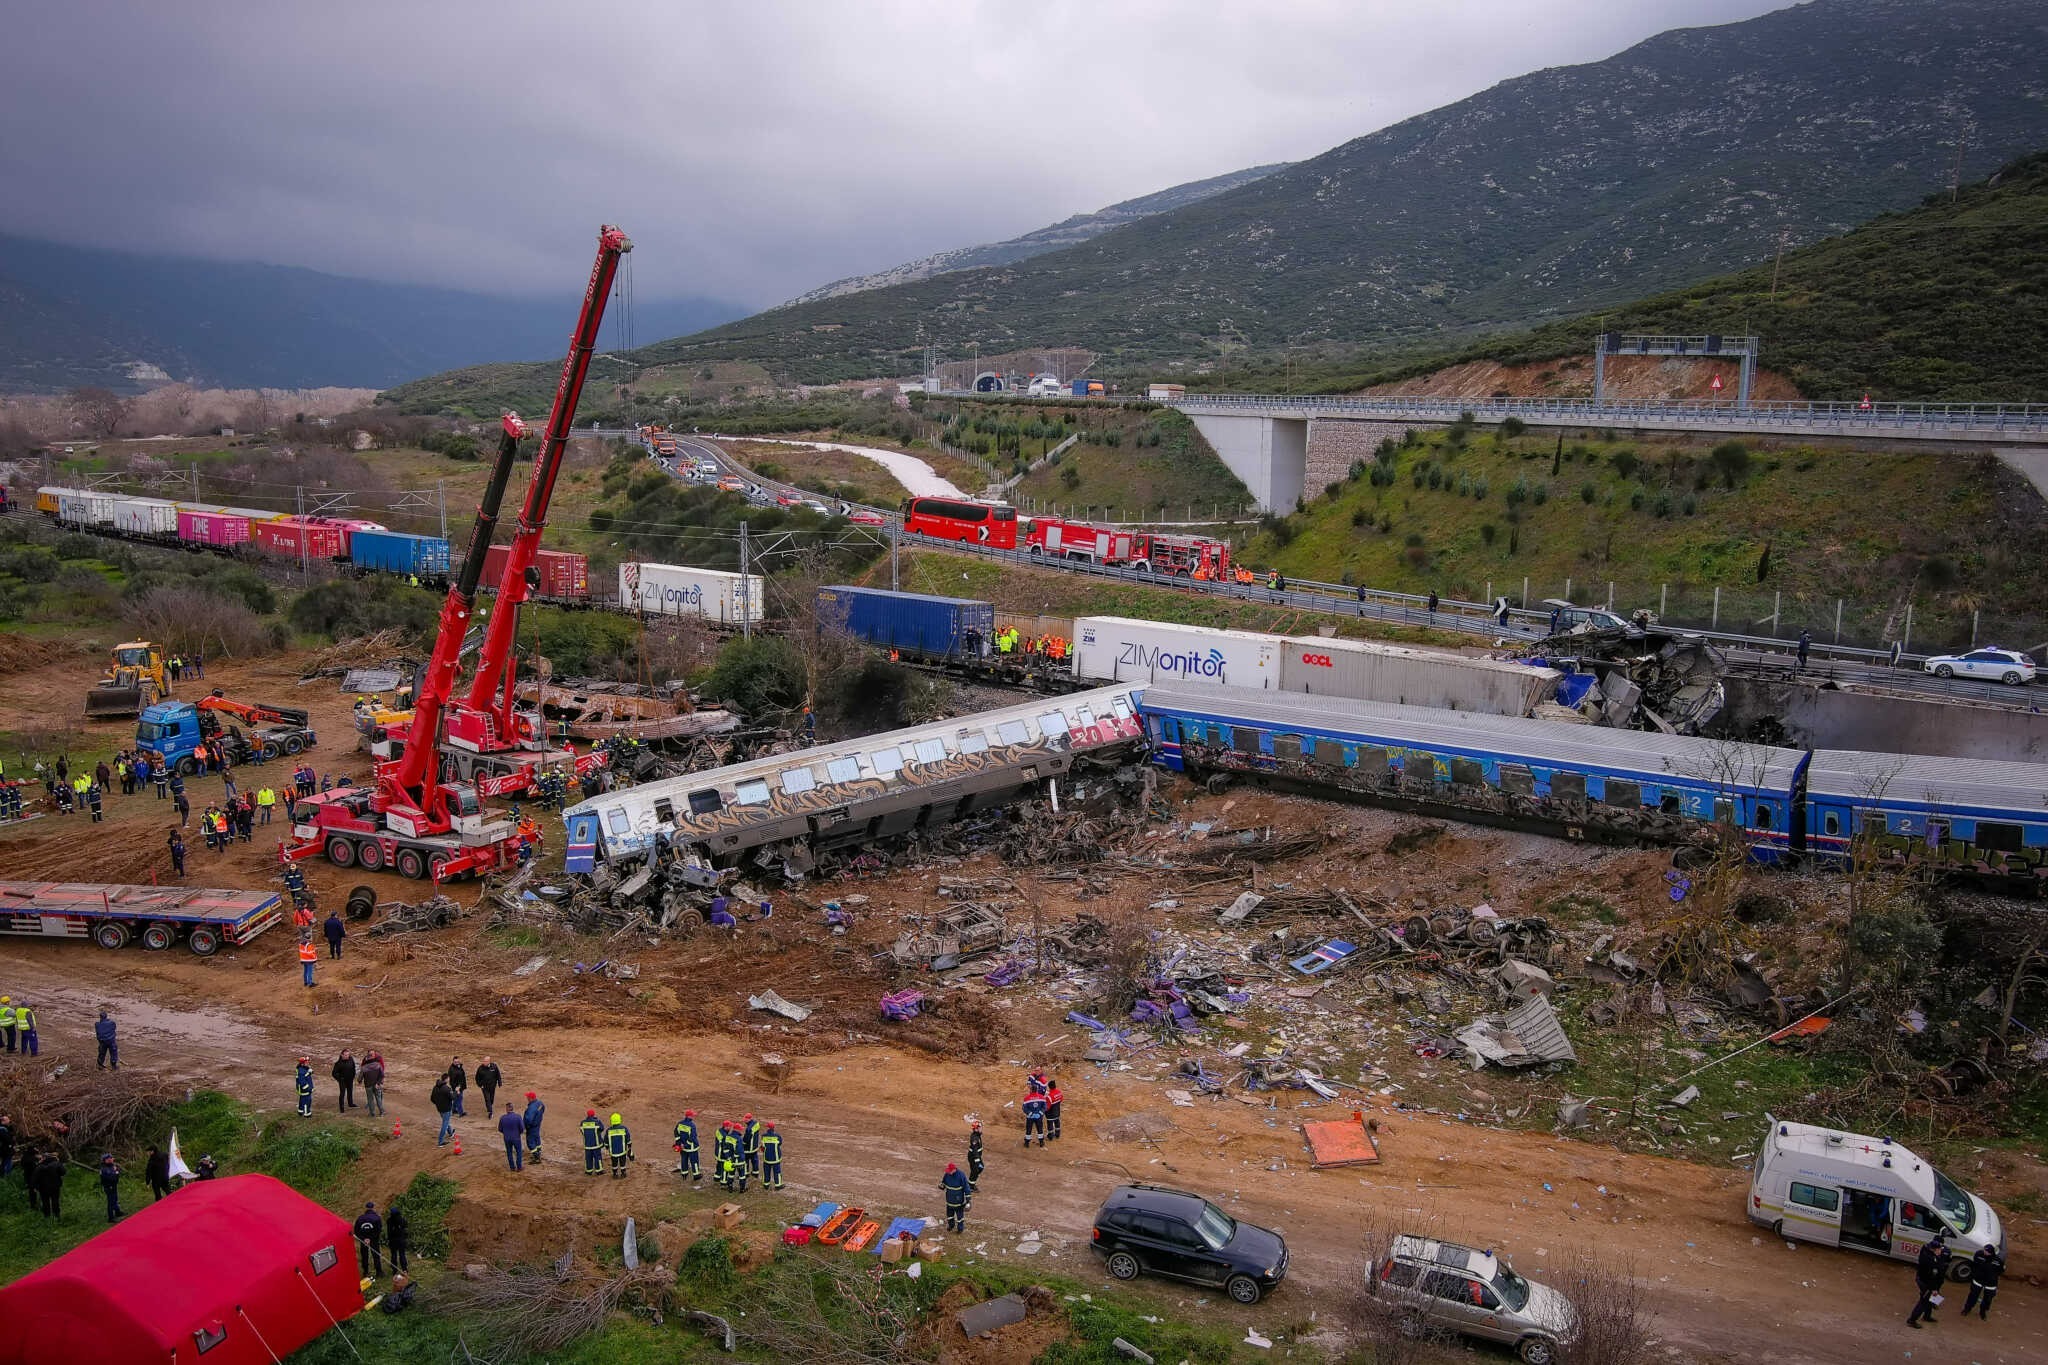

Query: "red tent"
<box><xmin>0</xmin><ymin>1173</ymin><xmax>365</xmax><ymax>1365</ymax></box>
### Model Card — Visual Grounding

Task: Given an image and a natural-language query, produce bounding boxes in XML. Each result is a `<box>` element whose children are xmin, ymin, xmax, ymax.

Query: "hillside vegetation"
<box><xmin>1243</xmin><ymin>422</ymin><xmax>2048</xmax><ymax>651</ymax></box>
<box><xmin>1196</xmin><ymin>149</ymin><xmax>2048</xmax><ymax>403</ymax></box>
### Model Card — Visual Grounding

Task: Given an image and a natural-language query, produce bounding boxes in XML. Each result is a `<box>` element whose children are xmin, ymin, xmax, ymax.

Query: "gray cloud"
<box><xmin>0</xmin><ymin>0</ymin><xmax>1789</xmax><ymax>307</ymax></box>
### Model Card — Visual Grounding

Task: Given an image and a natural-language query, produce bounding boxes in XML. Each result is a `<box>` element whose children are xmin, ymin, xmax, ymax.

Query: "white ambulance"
<box><xmin>1747</xmin><ymin>1117</ymin><xmax>2004</xmax><ymax>1279</ymax></box>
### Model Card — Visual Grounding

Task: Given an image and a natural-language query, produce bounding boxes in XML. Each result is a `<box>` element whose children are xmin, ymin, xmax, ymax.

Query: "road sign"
<box><xmin>1710</xmin><ymin>374</ymin><xmax>1724</xmax><ymax>393</ymax></box>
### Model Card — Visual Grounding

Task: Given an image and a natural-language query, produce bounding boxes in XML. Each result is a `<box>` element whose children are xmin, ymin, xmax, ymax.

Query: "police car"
<box><xmin>1923</xmin><ymin>647</ymin><xmax>2036</xmax><ymax>686</ymax></box>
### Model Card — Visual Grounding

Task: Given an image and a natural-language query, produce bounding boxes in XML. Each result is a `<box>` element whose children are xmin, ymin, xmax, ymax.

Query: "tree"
<box><xmin>66</xmin><ymin>386</ymin><xmax>128</xmax><ymax>439</ymax></box>
<box><xmin>1709</xmin><ymin>440</ymin><xmax>1752</xmax><ymax>487</ymax></box>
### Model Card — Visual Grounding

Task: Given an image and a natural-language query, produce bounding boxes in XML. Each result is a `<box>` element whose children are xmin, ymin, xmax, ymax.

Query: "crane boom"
<box><xmin>462</xmin><ymin>225</ymin><xmax>632</xmax><ymax>733</ymax></box>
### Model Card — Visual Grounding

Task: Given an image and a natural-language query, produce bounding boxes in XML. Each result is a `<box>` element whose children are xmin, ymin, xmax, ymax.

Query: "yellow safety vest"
<box><xmin>0</xmin><ymin>1003</ymin><xmax>14</xmax><ymax>1028</ymax></box>
<box><xmin>258</xmin><ymin>788</ymin><xmax>275</xmax><ymax>806</ymax></box>
<box><xmin>15</xmin><ymin>1007</ymin><xmax>32</xmax><ymax>1031</ymax></box>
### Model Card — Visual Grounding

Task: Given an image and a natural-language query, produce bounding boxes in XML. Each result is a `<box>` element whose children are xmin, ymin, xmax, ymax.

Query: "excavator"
<box><xmin>284</xmin><ymin>226</ymin><xmax>630</xmax><ymax>882</ymax></box>
<box><xmin>85</xmin><ymin>641</ymin><xmax>171</xmax><ymax>719</ymax></box>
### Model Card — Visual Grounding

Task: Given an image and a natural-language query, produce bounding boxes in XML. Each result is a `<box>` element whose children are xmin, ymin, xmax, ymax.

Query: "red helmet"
<box><xmin>946</xmin><ymin>1162</ymin><xmax>958</xmax><ymax>1172</ymax></box>
<box><xmin>683</xmin><ymin>1109</ymin><xmax>695</xmax><ymax>1118</ymax></box>
<box><xmin>764</xmin><ymin>1122</ymin><xmax>775</xmax><ymax>1131</ymax></box>
<box><xmin>744</xmin><ymin>1112</ymin><xmax>754</xmax><ymax>1120</ymax></box>
<box><xmin>586</xmin><ymin>1109</ymin><xmax>597</xmax><ymax>1117</ymax></box>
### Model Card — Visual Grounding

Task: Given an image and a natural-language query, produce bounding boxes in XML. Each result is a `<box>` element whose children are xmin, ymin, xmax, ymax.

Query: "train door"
<box><xmin>564</xmin><ymin>811</ymin><xmax>599</xmax><ymax>873</ymax></box>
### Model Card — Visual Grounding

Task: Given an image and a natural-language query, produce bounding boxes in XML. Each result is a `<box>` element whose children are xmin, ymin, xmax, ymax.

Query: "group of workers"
<box><xmin>660</xmin><ymin>1111</ymin><xmax>784</xmax><ymax>1191</ymax></box>
<box><xmin>992</xmin><ymin>627</ymin><xmax>1068</xmax><ymax>661</ymax></box>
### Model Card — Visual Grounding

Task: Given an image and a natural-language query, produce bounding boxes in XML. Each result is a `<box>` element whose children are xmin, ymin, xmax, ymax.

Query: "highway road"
<box><xmin>642</xmin><ymin>433</ymin><xmax>2047</xmax><ymax>716</ymax></box>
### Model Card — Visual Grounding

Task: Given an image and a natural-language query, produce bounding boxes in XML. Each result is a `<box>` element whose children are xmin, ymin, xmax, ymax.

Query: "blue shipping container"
<box><xmin>816</xmin><ymin>585</ymin><xmax>994</xmax><ymax>657</ymax></box>
<box><xmin>351</xmin><ymin>529</ymin><xmax>452</xmax><ymax>577</ymax></box>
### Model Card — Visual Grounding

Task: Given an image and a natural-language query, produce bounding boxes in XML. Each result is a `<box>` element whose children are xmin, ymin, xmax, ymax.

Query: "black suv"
<box><xmin>1090</xmin><ymin>1184</ymin><xmax>1288</xmax><ymax>1304</ymax></box>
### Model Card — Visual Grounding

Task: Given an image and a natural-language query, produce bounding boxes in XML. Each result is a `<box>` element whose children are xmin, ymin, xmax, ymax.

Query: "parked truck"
<box><xmin>0</xmin><ymin>880</ymin><xmax>283</xmax><ymax>955</ymax></box>
<box><xmin>137</xmin><ymin>696</ymin><xmax>317</xmax><ymax>774</ymax></box>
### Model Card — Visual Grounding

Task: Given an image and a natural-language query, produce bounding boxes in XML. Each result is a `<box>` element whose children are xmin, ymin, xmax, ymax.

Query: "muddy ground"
<box><xmin>1</xmin><ymin>649</ymin><xmax>2043</xmax><ymax>1364</ymax></box>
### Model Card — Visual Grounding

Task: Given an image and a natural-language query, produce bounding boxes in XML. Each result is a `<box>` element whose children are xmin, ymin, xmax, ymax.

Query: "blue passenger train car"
<box><xmin>1138</xmin><ymin>683</ymin><xmax>1808</xmax><ymax>859</ymax></box>
<box><xmin>1804</xmin><ymin>749</ymin><xmax>2048</xmax><ymax>879</ymax></box>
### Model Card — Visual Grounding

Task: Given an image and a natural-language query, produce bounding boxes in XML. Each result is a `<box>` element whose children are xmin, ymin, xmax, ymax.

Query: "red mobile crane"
<box><xmin>285</xmin><ymin>225</ymin><xmax>631</xmax><ymax>881</ymax></box>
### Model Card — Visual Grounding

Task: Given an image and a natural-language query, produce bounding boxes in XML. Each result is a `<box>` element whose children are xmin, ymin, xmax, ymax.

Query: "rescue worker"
<box><xmin>294</xmin><ymin>1056</ymin><xmax>315</xmax><ymax>1118</ymax></box>
<box><xmin>1965</xmin><ymin>1242</ymin><xmax>2004</xmax><ymax>1319</ymax></box>
<box><xmin>299</xmin><ymin>937</ymin><xmax>318</xmax><ymax>988</ymax></box>
<box><xmin>0</xmin><ymin>997</ymin><xmax>13</xmax><ymax>1053</ymax></box>
<box><xmin>605</xmin><ymin>1112</ymin><xmax>633</xmax><ymax>1179</ymax></box>
<box><xmin>324</xmin><ymin>912</ymin><xmax>346</xmax><ymax>959</ymax></box>
<box><xmin>941</xmin><ymin>1162</ymin><xmax>971</xmax><ymax>1232</ymax></box>
<box><xmin>361</xmin><ymin>1051</ymin><xmax>386</xmax><ymax>1117</ymax></box>
<box><xmin>522</xmin><ymin>1091</ymin><xmax>545</xmax><ymax>1161</ymax></box>
<box><xmin>580</xmin><ymin>1109</ymin><xmax>605</xmax><ymax>1175</ymax></box>
<box><xmin>802</xmin><ymin>706</ymin><xmax>816</xmax><ymax>745</ymax></box>
<box><xmin>730</xmin><ymin>1121</ymin><xmax>750</xmax><ymax>1193</ymax></box>
<box><xmin>966</xmin><ymin>1119</ymin><xmax>984</xmax><ymax>1189</ymax></box>
<box><xmin>257</xmin><ymin>785</ymin><xmax>275</xmax><ymax>825</ymax></box>
<box><xmin>742</xmin><ymin>1113</ymin><xmax>763</xmax><ymax>1179</ymax></box>
<box><xmin>353</xmin><ymin>1201</ymin><xmax>385</xmax><ymax>1278</ymax></box>
<box><xmin>87</xmin><ymin>781</ymin><xmax>102</xmax><ymax>823</ymax></box>
<box><xmin>712</xmin><ymin>1121</ymin><xmax>733</xmax><ymax>1190</ymax></box>
<box><xmin>673</xmin><ymin>1111</ymin><xmax>701</xmax><ymax>1181</ymax></box>
<box><xmin>1908</xmin><ymin>1228</ymin><xmax>1951</xmax><ymax>1327</ymax></box>
<box><xmin>497</xmin><ymin>1102</ymin><xmax>527</xmax><ymax>1172</ymax></box>
<box><xmin>760</xmin><ymin>1122</ymin><xmax>783</xmax><ymax>1190</ymax></box>
<box><xmin>1045</xmin><ymin>1079</ymin><xmax>1063</xmax><ymax>1141</ymax></box>
<box><xmin>14</xmin><ymin>1002</ymin><xmax>33</xmax><ymax>1058</ymax></box>
<box><xmin>99</xmin><ymin>1153</ymin><xmax>124</xmax><ymax>1223</ymax></box>
<box><xmin>1021</xmin><ymin>1090</ymin><xmax>1047</xmax><ymax>1147</ymax></box>
<box><xmin>168</xmin><ymin>830</ymin><xmax>186</xmax><ymax>878</ymax></box>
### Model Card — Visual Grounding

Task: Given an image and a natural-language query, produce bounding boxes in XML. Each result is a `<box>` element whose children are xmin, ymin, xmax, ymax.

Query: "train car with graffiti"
<box><xmin>562</xmin><ymin>684</ymin><xmax>1144</xmax><ymax>870</ymax></box>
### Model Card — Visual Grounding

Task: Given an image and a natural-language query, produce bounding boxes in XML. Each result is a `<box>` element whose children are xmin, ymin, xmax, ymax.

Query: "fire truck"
<box><xmin>1025</xmin><ymin>517</ymin><xmax>1234</xmax><ymax>579</ymax></box>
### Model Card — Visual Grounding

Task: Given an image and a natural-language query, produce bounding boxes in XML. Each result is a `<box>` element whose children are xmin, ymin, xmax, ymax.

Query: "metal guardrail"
<box><xmin>1163</xmin><ymin>393</ymin><xmax>2048</xmax><ymax>436</ymax></box>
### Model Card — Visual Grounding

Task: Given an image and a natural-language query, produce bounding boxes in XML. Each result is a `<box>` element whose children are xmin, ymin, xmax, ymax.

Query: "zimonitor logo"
<box><xmin>1299</xmin><ymin>652</ymin><xmax>1333</xmax><ymax>667</ymax></box>
<box><xmin>1121</xmin><ymin>643</ymin><xmax>1229</xmax><ymax>678</ymax></box>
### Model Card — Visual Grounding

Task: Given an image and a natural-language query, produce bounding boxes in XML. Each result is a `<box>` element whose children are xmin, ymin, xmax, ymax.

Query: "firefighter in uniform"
<box><xmin>741</xmin><ymin>1113</ymin><xmax>763</xmax><ymax>1179</ymax></box>
<box><xmin>294</xmin><ymin>1057</ymin><xmax>315</xmax><ymax>1118</ymax></box>
<box><xmin>730</xmin><ymin>1121</ymin><xmax>750</xmax><ymax>1193</ymax></box>
<box><xmin>941</xmin><ymin>1162</ymin><xmax>971</xmax><ymax>1232</ymax></box>
<box><xmin>759</xmin><ymin>1122</ymin><xmax>783</xmax><ymax>1190</ymax></box>
<box><xmin>580</xmin><ymin>1109</ymin><xmax>604</xmax><ymax>1176</ymax></box>
<box><xmin>1046</xmin><ymin>1080</ymin><xmax>1064</xmax><ymax>1141</ymax></box>
<box><xmin>605</xmin><ymin>1112</ymin><xmax>633</xmax><ymax>1179</ymax></box>
<box><xmin>713</xmin><ymin>1122</ymin><xmax>735</xmax><ymax>1190</ymax></box>
<box><xmin>674</xmin><ymin>1111</ymin><xmax>702</xmax><ymax>1181</ymax></box>
<box><xmin>1021</xmin><ymin>1090</ymin><xmax>1047</xmax><ymax>1147</ymax></box>
<box><xmin>966</xmin><ymin>1120</ymin><xmax>985</xmax><ymax>1189</ymax></box>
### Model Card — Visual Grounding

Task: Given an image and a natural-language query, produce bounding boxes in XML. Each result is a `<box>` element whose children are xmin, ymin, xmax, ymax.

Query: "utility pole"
<box><xmin>190</xmin><ymin>462</ymin><xmax>201</xmax><ymax>504</ymax></box>
<box><xmin>890</xmin><ymin>533</ymin><xmax>900</xmax><ymax>590</ymax></box>
<box><xmin>294</xmin><ymin>485</ymin><xmax>308</xmax><ymax>584</ymax></box>
<box><xmin>437</xmin><ymin>479</ymin><xmax>447</xmax><ymax>540</ymax></box>
<box><xmin>739</xmin><ymin>520</ymin><xmax>751</xmax><ymax>638</ymax></box>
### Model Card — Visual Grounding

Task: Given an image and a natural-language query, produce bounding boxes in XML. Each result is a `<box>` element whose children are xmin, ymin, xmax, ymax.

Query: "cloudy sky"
<box><xmin>2</xmin><ymin>0</ymin><xmax>1790</xmax><ymax>308</ymax></box>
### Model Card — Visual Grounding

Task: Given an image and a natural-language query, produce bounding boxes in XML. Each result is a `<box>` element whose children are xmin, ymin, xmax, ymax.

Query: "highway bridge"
<box><xmin>1160</xmin><ymin>393</ymin><xmax>2048</xmax><ymax>512</ymax></box>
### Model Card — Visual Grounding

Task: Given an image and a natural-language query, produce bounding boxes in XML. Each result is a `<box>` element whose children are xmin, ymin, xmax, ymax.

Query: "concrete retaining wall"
<box><xmin>1722</xmin><ymin>677</ymin><xmax>2048</xmax><ymax>761</ymax></box>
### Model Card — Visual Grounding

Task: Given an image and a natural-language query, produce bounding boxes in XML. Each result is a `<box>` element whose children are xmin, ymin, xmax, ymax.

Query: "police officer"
<box><xmin>742</xmin><ymin>1113</ymin><xmax>763</xmax><ymax>1179</ymax></box>
<box><xmin>1908</xmin><ymin>1229</ymin><xmax>1951</xmax><ymax>1327</ymax></box>
<box><xmin>673</xmin><ymin>1111</ymin><xmax>701</xmax><ymax>1182</ymax></box>
<box><xmin>966</xmin><ymin>1120</ymin><xmax>984</xmax><ymax>1190</ymax></box>
<box><xmin>1021</xmin><ymin>1090</ymin><xmax>1047</xmax><ymax>1148</ymax></box>
<box><xmin>580</xmin><ymin>1109</ymin><xmax>605</xmax><ymax>1176</ymax></box>
<box><xmin>605</xmin><ymin>1112</ymin><xmax>633</xmax><ymax>1179</ymax></box>
<box><xmin>99</xmin><ymin>1153</ymin><xmax>124</xmax><ymax>1223</ymax></box>
<box><xmin>1964</xmin><ymin>1242</ymin><xmax>2005</xmax><ymax>1320</ymax></box>
<box><xmin>760</xmin><ymin>1122</ymin><xmax>783</xmax><ymax>1190</ymax></box>
<box><xmin>353</xmin><ymin>1201</ymin><xmax>386</xmax><ymax>1278</ymax></box>
<box><xmin>941</xmin><ymin>1162</ymin><xmax>971</xmax><ymax>1232</ymax></box>
<box><xmin>295</xmin><ymin>1056</ymin><xmax>315</xmax><ymax>1118</ymax></box>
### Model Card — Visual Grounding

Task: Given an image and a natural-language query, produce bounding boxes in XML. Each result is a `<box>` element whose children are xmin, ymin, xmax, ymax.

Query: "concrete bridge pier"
<box><xmin>1187</xmin><ymin>413</ymin><xmax>1307</xmax><ymax>513</ymax></box>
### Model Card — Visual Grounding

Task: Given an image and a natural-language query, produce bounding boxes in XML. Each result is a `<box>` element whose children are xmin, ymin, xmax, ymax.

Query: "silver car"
<box><xmin>1369</xmin><ymin>1235</ymin><xmax>1579</xmax><ymax>1364</ymax></box>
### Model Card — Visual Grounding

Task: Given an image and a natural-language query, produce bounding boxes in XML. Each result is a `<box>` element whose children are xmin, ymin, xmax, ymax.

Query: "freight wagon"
<box><xmin>176</xmin><ymin>508</ymin><xmax>252</xmax><ymax>548</ymax></box>
<box><xmin>0</xmin><ymin>880</ymin><xmax>283</xmax><ymax>955</ymax></box>
<box><xmin>1070</xmin><ymin>616</ymin><xmax>1280</xmax><ymax>689</ymax></box>
<box><xmin>351</xmin><ymin>528</ymin><xmax>451</xmax><ymax>579</ymax></box>
<box><xmin>620</xmin><ymin>561</ymin><xmax>763</xmax><ymax>624</ymax></box>
<box><xmin>817</xmin><ymin>585</ymin><xmax>995</xmax><ymax>657</ymax></box>
<box><xmin>484</xmin><ymin>544</ymin><xmax>589</xmax><ymax>601</ymax></box>
<box><xmin>1276</xmin><ymin>635</ymin><xmax>1559</xmax><ymax>716</ymax></box>
<box><xmin>108</xmin><ymin>495</ymin><xmax>179</xmax><ymax>539</ymax></box>
<box><xmin>252</xmin><ymin>516</ymin><xmax>346</xmax><ymax>561</ymax></box>
<box><xmin>53</xmin><ymin>490</ymin><xmax>115</xmax><ymax>528</ymax></box>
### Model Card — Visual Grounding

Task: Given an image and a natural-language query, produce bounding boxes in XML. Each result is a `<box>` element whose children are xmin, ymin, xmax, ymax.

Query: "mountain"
<box><xmin>0</xmin><ymin>235</ymin><xmax>743</xmax><ymax>393</ymax></box>
<box><xmin>783</xmin><ymin>164</ymin><xmax>1289</xmax><ymax>306</ymax></box>
<box><xmin>1209</xmin><ymin>149</ymin><xmax>2048</xmax><ymax>403</ymax></box>
<box><xmin>431</xmin><ymin>0</ymin><xmax>2043</xmax><ymax>394</ymax></box>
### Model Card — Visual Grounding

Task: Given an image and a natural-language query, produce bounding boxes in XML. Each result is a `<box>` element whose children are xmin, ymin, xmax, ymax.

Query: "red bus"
<box><xmin>903</xmin><ymin>497</ymin><xmax>1023</xmax><ymax>548</ymax></box>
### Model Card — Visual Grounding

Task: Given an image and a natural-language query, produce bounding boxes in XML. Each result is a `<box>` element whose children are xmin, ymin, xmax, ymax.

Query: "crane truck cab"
<box><xmin>1748</xmin><ymin>1117</ymin><xmax>2003</xmax><ymax>1277</ymax></box>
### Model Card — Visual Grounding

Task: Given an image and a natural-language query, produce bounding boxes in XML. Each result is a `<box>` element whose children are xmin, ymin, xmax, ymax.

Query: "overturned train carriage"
<box><xmin>562</xmin><ymin>684</ymin><xmax>1145</xmax><ymax>871</ymax></box>
<box><xmin>1139</xmin><ymin>683</ymin><xmax>1808</xmax><ymax>858</ymax></box>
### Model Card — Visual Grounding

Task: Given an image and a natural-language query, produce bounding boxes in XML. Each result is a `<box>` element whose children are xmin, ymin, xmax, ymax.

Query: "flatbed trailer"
<box><xmin>0</xmin><ymin>880</ymin><xmax>284</xmax><ymax>955</ymax></box>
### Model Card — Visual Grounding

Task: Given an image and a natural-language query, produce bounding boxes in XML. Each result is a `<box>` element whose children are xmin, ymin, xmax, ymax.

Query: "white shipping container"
<box><xmin>109</xmin><ymin>495</ymin><xmax>179</xmax><ymax>537</ymax></box>
<box><xmin>1277</xmin><ymin>635</ymin><xmax>1559</xmax><ymax>717</ymax></box>
<box><xmin>56</xmin><ymin>491</ymin><xmax>115</xmax><ymax>526</ymax></box>
<box><xmin>1070</xmin><ymin>616</ymin><xmax>1278</xmax><ymax>689</ymax></box>
<box><xmin>619</xmin><ymin>561</ymin><xmax>765</xmax><ymax>624</ymax></box>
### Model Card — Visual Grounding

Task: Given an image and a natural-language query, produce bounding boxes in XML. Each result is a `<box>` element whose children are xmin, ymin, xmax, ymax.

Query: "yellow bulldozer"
<box><xmin>85</xmin><ymin>641</ymin><xmax>171</xmax><ymax>719</ymax></box>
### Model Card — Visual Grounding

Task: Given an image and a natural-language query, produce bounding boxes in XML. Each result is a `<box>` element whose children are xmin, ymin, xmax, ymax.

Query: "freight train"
<box><xmin>1139</xmin><ymin>683</ymin><xmax>2048</xmax><ymax>884</ymax></box>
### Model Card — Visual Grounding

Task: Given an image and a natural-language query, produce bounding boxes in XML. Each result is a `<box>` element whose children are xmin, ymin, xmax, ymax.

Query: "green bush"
<box><xmin>1610</xmin><ymin>449</ymin><xmax>1640</xmax><ymax>478</ymax></box>
<box><xmin>390</xmin><ymin>1172</ymin><xmax>459</xmax><ymax>1258</ymax></box>
<box><xmin>1580</xmin><ymin>482</ymin><xmax>1597</xmax><ymax>504</ymax></box>
<box><xmin>288</xmin><ymin>578</ymin><xmax>438</xmax><ymax>641</ymax></box>
<box><xmin>1710</xmin><ymin>440</ymin><xmax>1752</xmax><ymax>487</ymax></box>
<box><xmin>252</xmin><ymin>1118</ymin><xmax>361</xmax><ymax>1202</ymax></box>
<box><xmin>678</xmin><ymin>1234</ymin><xmax>737</xmax><ymax>1292</ymax></box>
<box><xmin>700</xmin><ymin>635</ymin><xmax>807</xmax><ymax>716</ymax></box>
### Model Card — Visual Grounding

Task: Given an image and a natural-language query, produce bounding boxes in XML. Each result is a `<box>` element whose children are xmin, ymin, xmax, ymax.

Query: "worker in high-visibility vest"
<box><xmin>298</xmin><ymin>938</ymin><xmax>318</xmax><ymax>989</ymax></box>
<box><xmin>605</xmin><ymin>1113</ymin><xmax>634</xmax><ymax>1179</ymax></box>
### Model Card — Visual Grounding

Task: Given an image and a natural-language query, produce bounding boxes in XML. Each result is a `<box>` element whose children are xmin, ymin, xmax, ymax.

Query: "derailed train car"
<box><xmin>562</xmin><ymin>684</ymin><xmax>1145</xmax><ymax>872</ymax></box>
<box><xmin>1139</xmin><ymin>683</ymin><xmax>1807</xmax><ymax>859</ymax></box>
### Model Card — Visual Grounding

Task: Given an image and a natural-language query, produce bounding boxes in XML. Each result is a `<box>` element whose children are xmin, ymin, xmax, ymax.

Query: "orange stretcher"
<box><xmin>841</xmin><ymin>1219</ymin><xmax>882</xmax><ymax>1252</ymax></box>
<box><xmin>816</xmin><ymin>1206</ymin><xmax>864</xmax><ymax>1245</ymax></box>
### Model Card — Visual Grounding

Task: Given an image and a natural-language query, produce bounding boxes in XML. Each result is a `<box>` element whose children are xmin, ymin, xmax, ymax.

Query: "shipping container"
<box><xmin>108</xmin><ymin>495</ymin><xmax>179</xmax><ymax>538</ymax></box>
<box><xmin>483</xmin><ymin>544</ymin><xmax>590</xmax><ymax>600</ymax></box>
<box><xmin>1070</xmin><ymin>616</ymin><xmax>1279</xmax><ymax>689</ymax></box>
<box><xmin>34</xmin><ymin>486</ymin><xmax>64</xmax><ymax>516</ymax></box>
<box><xmin>351</xmin><ymin>528</ymin><xmax>452</xmax><ymax>578</ymax></box>
<box><xmin>816</xmin><ymin>585</ymin><xmax>995</xmax><ymax>657</ymax></box>
<box><xmin>1276</xmin><ymin>635</ymin><xmax>1559</xmax><ymax>717</ymax></box>
<box><xmin>251</xmin><ymin>516</ymin><xmax>345</xmax><ymax>561</ymax></box>
<box><xmin>1146</xmin><ymin>383</ymin><xmax>1186</xmax><ymax>400</ymax></box>
<box><xmin>176</xmin><ymin>509</ymin><xmax>252</xmax><ymax>548</ymax></box>
<box><xmin>54</xmin><ymin>490</ymin><xmax>115</xmax><ymax>527</ymax></box>
<box><xmin>320</xmin><ymin>518</ymin><xmax>386</xmax><ymax>556</ymax></box>
<box><xmin>619</xmin><ymin>561</ymin><xmax>764</xmax><ymax>624</ymax></box>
